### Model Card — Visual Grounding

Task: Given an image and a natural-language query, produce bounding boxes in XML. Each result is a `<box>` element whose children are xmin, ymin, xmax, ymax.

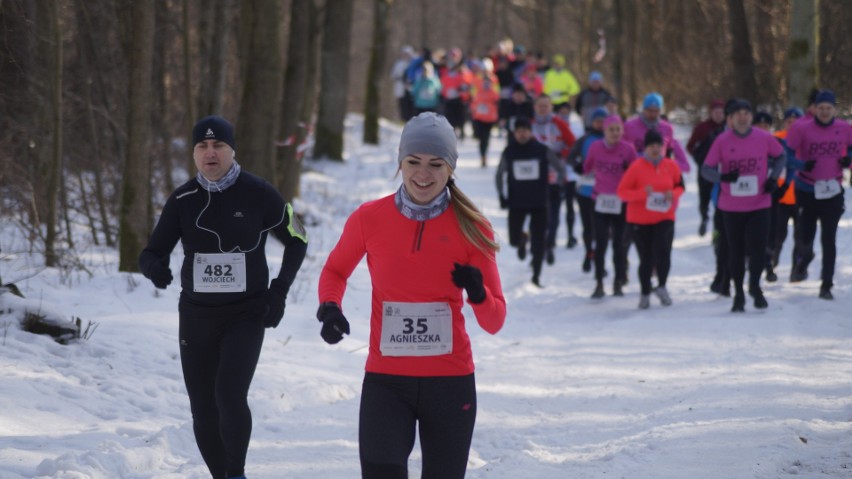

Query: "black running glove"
<box><xmin>317</xmin><ymin>302</ymin><xmax>350</xmax><ymax>344</ymax></box>
<box><xmin>147</xmin><ymin>258</ymin><xmax>173</xmax><ymax>289</ymax></box>
<box><xmin>839</xmin><ymin>156</ymin><xmax>852</xmax><ymax>168</ymax></box>
<box><xmin>803</xmin><ymin>160</ymin><xmax>817</xmax><ymax>172</ymax></box>
<box><xmin>719</xmin><ymin>169</ymin><xmax>740</xmax><ymax>183</ymax></box>
<box><xmin>451</xmin><ymin>263</ymin><xmax>486</xmax><ymax>304</ymax></box>
<box><xmin>772</xmin><ymin>181</ymin><xmax>790</xmax><ymax>201</ymax></box>
<box><xmin>499</xmin><ymin>196</ymin><xmax>508</xmax><ymax>210</ymax></box>
<box><xmin>763</xmin><ymin>178</ymin><xmax>779</xmax><ymax>195</ymax></box>
<box><xmin>263</xmin><ymin>278</ymin><xmax>288</xmax><ymax>328</ymax></box>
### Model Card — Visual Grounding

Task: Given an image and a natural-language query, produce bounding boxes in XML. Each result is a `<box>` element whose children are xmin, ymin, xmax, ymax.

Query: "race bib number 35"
<box><xmin>193</xmin><ymin>253</ymin><xmax>247</xmax><ymax>293</ymax></box>
<box><xmin>380</xmin><ymin>302</ymin><xmax>453</xmax><ymax>357</ymax></box>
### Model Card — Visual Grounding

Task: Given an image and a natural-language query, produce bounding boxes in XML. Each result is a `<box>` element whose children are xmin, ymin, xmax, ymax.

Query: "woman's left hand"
<box><xmin>452</xmin><ymin>263</ymin><xmax>486</xmax><ymax>304</ymax></box>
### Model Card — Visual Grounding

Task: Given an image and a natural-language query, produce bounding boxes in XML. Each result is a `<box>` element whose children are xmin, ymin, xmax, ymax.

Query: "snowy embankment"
<box><xmin>1</xmin><ymin>114</ymin><xmax>851</xmax><ymax>478</ymax></box>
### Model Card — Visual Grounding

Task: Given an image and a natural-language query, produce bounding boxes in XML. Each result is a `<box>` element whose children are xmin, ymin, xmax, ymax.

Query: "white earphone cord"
<box><xmin>194</xmin><ymin>185</ymin><xmax>286</xmax><ymax>254</ymax></box>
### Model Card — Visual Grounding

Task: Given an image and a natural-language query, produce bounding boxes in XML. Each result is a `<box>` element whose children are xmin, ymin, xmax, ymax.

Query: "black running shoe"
<box><xmin>731</xmin><ymin>293</ymin><xmax>745</xmax><ymax>312</ymax></box>
<box><xmin>765</xmin><ymin>268</ymin><xmax>777</xmax><ymax>283</ymax></box>
<box><xmin>518</xmin><ymin>232</ymin><xmax>528</xmax><ymax>261</ymax></box>
<box><xmin>591</xmin><ymin>283</ymin><xmax>605</xmax><ymax>299</ymax></box>
<box><xmin>750</xmin><ymin>287</ymin><xmax>768</xmax><ymax>309</ymax></box>
<box><xmin>819</xmin><ymin>284</ymin><xmax>834</xmax><ymax>300</ymax></box>
<box><xmin>582</xmin><ymin>252</ymin><xmax>593</xmax><ymax>273</ymax></box>
<box><xmin>567</xmin><ymin>236</ymin><xmax>578</xmax><ymax>249</ymax></box>
<box><xmin>546</xmin><ymin>248</ymin><xmax>555</xmax><ymax>265</ymax></box>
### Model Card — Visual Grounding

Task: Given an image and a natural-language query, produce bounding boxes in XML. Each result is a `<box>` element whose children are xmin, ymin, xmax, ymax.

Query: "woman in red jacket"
<box><xmin>317</xmin><ymin>112</ymin><xmax>506</xmax><ymax>479</ymax></box>
<box><xmin>617</xmin><ymin>130</ymin><xmax>685</xmax><ymax>309</ymax></box>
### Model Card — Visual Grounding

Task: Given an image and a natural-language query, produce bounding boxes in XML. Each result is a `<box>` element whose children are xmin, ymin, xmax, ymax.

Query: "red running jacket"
<box><xmin>617</xmin><ymin>157</ymin><xmax>684</xmax><ymax>225</ymax></box>
<box><xmin>318</xmin><ymin>194</ymin><xmax>506</xmax><ymax>377</ymax></box>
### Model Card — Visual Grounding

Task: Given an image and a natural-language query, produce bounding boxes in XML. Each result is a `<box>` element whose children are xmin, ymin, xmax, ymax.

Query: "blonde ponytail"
<box><xmin>448</xmin><ymin>179</ymin><xmax>500</xmax><ymax>258</ymax></box>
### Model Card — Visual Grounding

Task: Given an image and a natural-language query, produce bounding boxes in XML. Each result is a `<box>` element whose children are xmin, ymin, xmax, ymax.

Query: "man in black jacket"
<box><xmin>495</xmin><ymin>117</ymin><xmax>565</xmax><ymax>286</ymax></box>
<box><xmin>139</xmin><ymin>116</ymin><xmax>308</xmax><ymax>479</ymax></box>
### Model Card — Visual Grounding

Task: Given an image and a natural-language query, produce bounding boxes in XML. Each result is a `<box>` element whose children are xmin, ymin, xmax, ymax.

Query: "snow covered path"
<box><xmin>1</xmin><ymin>116</ymin><xmax>851</xmax><ymax>478</ymax></box>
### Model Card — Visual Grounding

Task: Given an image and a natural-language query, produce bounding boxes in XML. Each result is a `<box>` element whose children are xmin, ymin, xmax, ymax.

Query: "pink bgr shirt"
<box><xmin>584</xmin><ymin>139</ymin><xmax>637</xmax><ymax>197</ymax></box>
<box><xmin>623</xmin><ymin>117</ymin><xmax>691</xmax><ymax>173</ymax></box>
<box><xmin>786</xmin><ymin>117</ymin><xmax>852</xmax><ymax>185</ymax></box>
<box><xmin>704</xmin><ymin>128</ymin><xmax>784</xmax><ymax>212</ymax></box>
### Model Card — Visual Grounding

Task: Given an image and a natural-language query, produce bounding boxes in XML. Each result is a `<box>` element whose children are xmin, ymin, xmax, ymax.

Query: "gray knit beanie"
<box><xmin>397</xmin><ymin>112</ymin><xmax>458</xmax><ymax>169</ymax></box>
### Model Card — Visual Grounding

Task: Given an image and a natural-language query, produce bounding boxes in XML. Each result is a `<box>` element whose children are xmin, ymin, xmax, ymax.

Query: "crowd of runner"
<box><xmin>391</xmin><ymin>39</ymin><xmax>851</xmax><ymax>313</ymax></box>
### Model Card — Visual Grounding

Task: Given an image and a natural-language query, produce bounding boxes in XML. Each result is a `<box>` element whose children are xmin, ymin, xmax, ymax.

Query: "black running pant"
<box><xmin>593</xmin><ymin>209</ymin><xmax>627</xmax><ymax>282</ymax></box>
<box><xmin>179</xmin><ymin>308</ymin><xmax>265</xmax><ymax>479</ymax></box>
<box><xmin>773</xmin><ymin>202</ymin><xmax>797</xmax><ymax>266</ymax></box>
<box><xmin>722</xmin><ymin>208</ymin><xmax>770</xmax><ymax>295</ymax></box>
<box><xmin>359</xmin><ymin>373</ymin><xmax>477</xmax><ymax>479</ymax></box>
<box><xmin>794</xmin><ymin>189</ymin><xmax>845</xmax><ymax>287</ymax></box>
<box><xmin>631</xmin><ymin>220</ymin><xmax>675</xmax><ymax>295</ymax></box>
<box><xmin>563</xmin><ymin>182</ymin><xmax>577</xmax><ymax>241</ymax></box>
<box><xmin>713</xmin><ymin>207</ymin><xmax>730</xmax><ymax>290</ymax></box>
<box><xmin>697</xmin><ymin>175</ymin><xmax>714</xmax><ymax>222</ymax></box>
<box><xmin>509</xmin><ymin>207</ymin><xmax>547</xmax><ymax>279</ymax></box>
<box><xmin>472</xmin><ymin>120</ymin><xmax>494</xmax><ymax>158</ymax></box>
<box><xmin>576</xmin><ymin>195</ymin><xmax>595</xmax><ymax>254</ymax></box>
<box><xmin>546</xmin><ymin>184</ymin><xmax>564</xmax><ymax>248</ymax></box>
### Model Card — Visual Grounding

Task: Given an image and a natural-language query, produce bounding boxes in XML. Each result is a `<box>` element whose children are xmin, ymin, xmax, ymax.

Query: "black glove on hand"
<box><xmin>148</xmin><ymin>259</ymin><xmax>173</xmax><ymax>289</ymax></box>
<box><xmin>317</xmin><ymin>302</ymin><xmax>350</xmax><ymax>344</ymax></box>
<box><xmin>803</xmin><ymin>160</ymin><xmax>817</xmax><ymax>172</ymax></box>
<box><xmin>839</xmin><ymin>156</ymin><xmax>852</xmax><ymax>168</ymax></box>
<box><xmin>763</xmin><ymin>178</ymin><xmax>779</xmax><ymax>195</ymax></box>
<box><xmin>451</xmin><ymin>263</ymin><xmax>486</xmax><ymax>304</ymax></box>
<box><xmin>263</xmin><ymin>278</ymin><xmax>288</xmax><ymax>328</ymax></box>
<box><xmin>719</xmin><ymin>169</ymin><xmax>740</xmax><ymax>183</ymax></box>
<box><xmin>499</xmin><ymin>196</ymin><xmax>508</xmax><ymax>210</ymax></box>
<box><xmin>773</xmin><ymin>181</ymin><xmax>790</xmax><ymax>201</ymax></box>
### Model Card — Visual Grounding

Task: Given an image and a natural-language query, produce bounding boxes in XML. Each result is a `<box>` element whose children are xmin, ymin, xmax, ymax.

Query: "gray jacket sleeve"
<box><xmin>769</xmin><ymin>153</ymin><xmax>786</xmax><ymax>180</ymax></box>
<box><xmin>701</xmin><ymin>164</ymin><xmax>720</xmax><ymax>183</ymax></box>
<box><xmin>495</xmin><ymin>152</ymin><xmax>508</xmax><ymax>198</ymax></box>
<box><xmin>547</xmin><ymin>149</ymin><xmax>566</xmax><ymax>184</ymax></box>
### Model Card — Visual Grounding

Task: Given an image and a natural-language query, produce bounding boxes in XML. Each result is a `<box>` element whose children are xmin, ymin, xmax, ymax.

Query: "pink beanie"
<box><xmin>603</xmin><ymin>114</ymin><xmax>622</xmax><ymax>129</ymax></box>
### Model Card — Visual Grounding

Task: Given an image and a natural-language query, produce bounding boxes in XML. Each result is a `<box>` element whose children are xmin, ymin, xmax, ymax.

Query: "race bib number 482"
<box><xmin>380</xmin><ymin>302</ymin><xmax>453</xmax><ymax>357</ymax></box>
<box><xmin>193</xmin><ymin>253</ymin><xmax>247</xmax><ymax>293</ymax></box>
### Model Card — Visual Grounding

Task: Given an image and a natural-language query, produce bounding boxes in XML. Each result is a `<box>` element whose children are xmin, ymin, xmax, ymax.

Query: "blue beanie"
<box><xmin>783</xmin><ymin>107</ymin><xmax>804</xmax><ymax>120</ymax></box>
<box><xmin>192</xmin><ymin>116</ymin><xmax>236</xmax><ymax>150</ymax></box>
<box><xmin>590</xmin><ymin>107</ymin><xmax>609</xmax><ymax>121</ymax></box>
<box><xmin>814</xmin><ymin>90</ymin><xmax>837</xmax><ymax>106</ymax></box>
<box><xmin>643</xmin><ymin>92</ymin><xmax>664</xmax><ymax>111</ymax></box>
<box><xmin>589</xmin><ymin>71</ymin><xmax>603</xmax><ymax>83</ymax></box>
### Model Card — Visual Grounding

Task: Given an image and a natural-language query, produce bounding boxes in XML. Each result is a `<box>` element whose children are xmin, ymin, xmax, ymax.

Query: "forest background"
<box><xmin>0</xmin><ymin>0</ymin><xmax>849</xmax><ymax>275</ymax></box>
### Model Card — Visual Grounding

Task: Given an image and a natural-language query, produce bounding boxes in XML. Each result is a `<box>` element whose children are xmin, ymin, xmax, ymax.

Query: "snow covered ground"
<box><xmin>1</xmin><ymin>115</ymin><xmax>851</xmax><ymax>478</ymax></box>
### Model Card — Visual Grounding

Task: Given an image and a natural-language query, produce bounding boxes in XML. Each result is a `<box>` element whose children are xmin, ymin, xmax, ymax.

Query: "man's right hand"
<box><xmin>148</xmin><ymin>260</ymin><xmax>173</xmax><ymax>289</ymax></box>
<box><xmin>719</xmin><ymin>169</ymin><xmax>740</xmax><ymax>183</ymax></box>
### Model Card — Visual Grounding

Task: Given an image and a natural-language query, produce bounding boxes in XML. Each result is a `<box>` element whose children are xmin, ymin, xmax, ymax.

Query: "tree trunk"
<box><xmin>363</xmin><ymin>0</ymin><xmax>392</xmax><ymax>145</ymax></box>
<box><xmin>788</xmin><ymin>0</ymin><xmax>819</xmax><ymax>107</ymax></box>
<box><xmin>118</xmin><ymin>0</ymin><xmax>155</xmax><ymax>273</ymax></box>
<box><xmin>183</xmin><ymin>0</ymin><xmax>197</xmax><ymax>177</ymax></box>
<box><xmin>277</xmin><ymin>0</ymin><xmax>313</xmax><ymax>200</ymax></box>
<box><xmin>314</xmin><ymin>0</ymin><xmax>354</xmax><ymax>161</ymax></box>
<box><xmin>236</xmin><ymin>0</ymin><xmax>283</xmax><ymax>181</ymax></box>
<box><xmin>40</xmin><ymin>0</ymin><xmax>62</xmax><ymax>267</ymax></box>
<box><xmin>626</xmin><ymin>0</ymin><xmax>637</xmax><ymax>114</ymax></box>
<box><xmin>726</xmin><ymin>0</ymin><xmax>759</xmax><ymax>102</ymax></box>
<box><xmin>613</xmin><ymin>0</ymin><xmax>624</xmax><ymax>114</ymax></box>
